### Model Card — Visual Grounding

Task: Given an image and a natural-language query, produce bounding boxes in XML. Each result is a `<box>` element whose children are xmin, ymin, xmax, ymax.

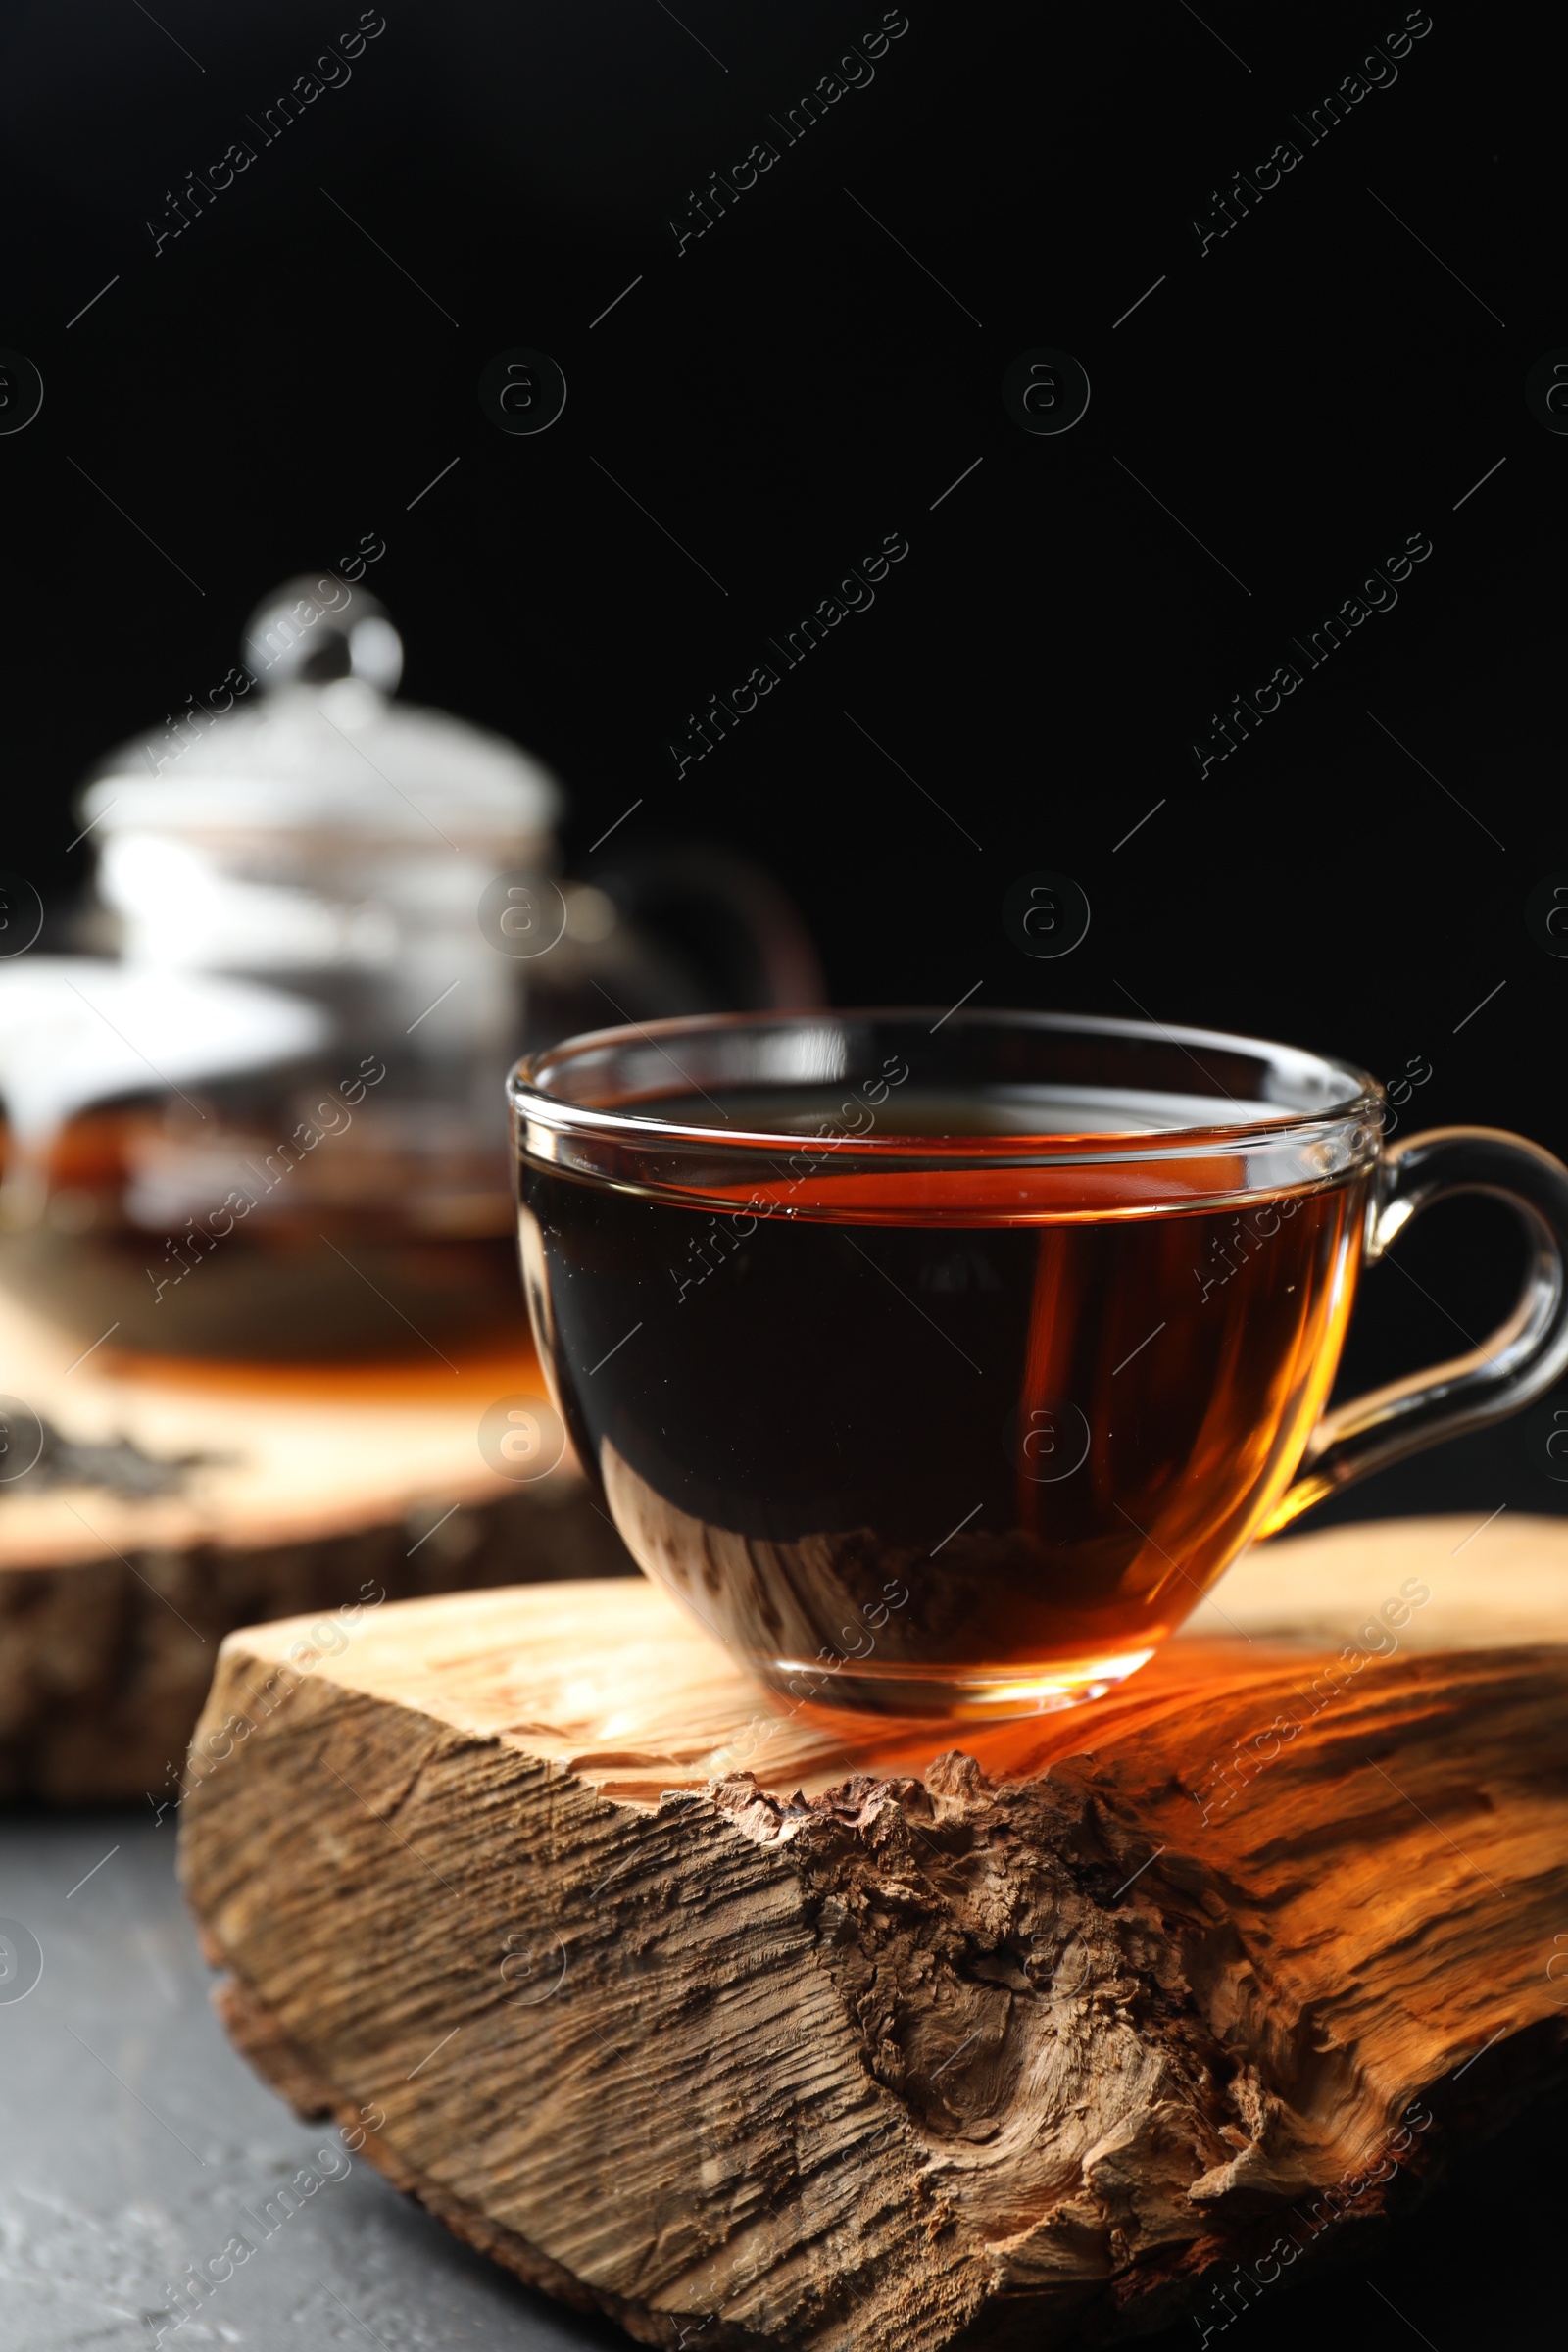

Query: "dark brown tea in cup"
<box><xmin>517</xmin><ymin>1073</ymin><xmax>1368</xmax><ymax>1716</ymax></box>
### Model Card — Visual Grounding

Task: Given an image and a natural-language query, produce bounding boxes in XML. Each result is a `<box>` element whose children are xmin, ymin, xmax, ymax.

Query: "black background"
<box><xmin>4</xmin><ymin>0</ymin><xmax>1564</xmax><ymax>1523</ymax></box>
<box><xmin>2</xmin><ymin>4</ymin><xmax>1566</xmax><ymax>2345</ymax></box>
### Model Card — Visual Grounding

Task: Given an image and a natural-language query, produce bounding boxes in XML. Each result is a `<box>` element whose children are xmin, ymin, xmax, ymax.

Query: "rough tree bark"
<box><xmin>180</xmin><ymin>1513</ymin><xmax>1568</xmax><ymax>2349</ymax></box>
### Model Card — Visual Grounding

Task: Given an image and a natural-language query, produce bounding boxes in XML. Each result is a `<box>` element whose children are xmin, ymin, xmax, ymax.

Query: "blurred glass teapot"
<box><xmin>0</xmin><ymin>575</ymin><xmax>822</xmax><ymax>1359</ymax></box>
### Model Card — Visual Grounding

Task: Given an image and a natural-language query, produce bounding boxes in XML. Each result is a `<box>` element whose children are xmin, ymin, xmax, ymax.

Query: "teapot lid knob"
<box><xmin>241</xmin><ymin>575</ymin><xmax>404</xmax><ymax>695</ymax></box>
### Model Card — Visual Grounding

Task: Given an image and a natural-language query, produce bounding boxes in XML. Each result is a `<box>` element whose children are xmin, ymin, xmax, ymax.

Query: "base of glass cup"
<box><xmin>757</xmin><ymin>1646</ymin><xmax>1159</xmax><ymax>1723</ymax></box>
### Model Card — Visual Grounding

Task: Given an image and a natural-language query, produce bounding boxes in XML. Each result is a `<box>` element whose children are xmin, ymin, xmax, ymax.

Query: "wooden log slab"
<box><xmin>0</xmin><ymin>1288</ymin><xmax>632</xmax><ymax>1801</ymax></box>
<box><xmin>180</xmin><ymin>1513</ymin><xmax>1568</xmax><ymax>2350</ymax></box>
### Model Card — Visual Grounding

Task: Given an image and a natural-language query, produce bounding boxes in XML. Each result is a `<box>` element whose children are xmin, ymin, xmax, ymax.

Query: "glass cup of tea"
<box><xmin>508</xmin><ymin>1010</ymin><xmax>1568</xmax><ymax>1720</ymax></box>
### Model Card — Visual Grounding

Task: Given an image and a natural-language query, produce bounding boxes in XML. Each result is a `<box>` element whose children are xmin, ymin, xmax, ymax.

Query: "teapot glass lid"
<box><xmin>79</xmin><ymin>574</ymin><xmax>562</xmax><ymax>843</ymax></box>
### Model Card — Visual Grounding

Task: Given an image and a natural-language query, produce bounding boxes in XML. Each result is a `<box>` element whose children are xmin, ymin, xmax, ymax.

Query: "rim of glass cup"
<box><xmin>508</xmin><ymin>1008</ymin><xmax>1385</xmax><ymax>1212</ymax></box>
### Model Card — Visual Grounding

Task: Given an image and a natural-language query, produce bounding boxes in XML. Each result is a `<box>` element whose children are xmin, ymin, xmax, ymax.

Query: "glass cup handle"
<box><xmin>1261</xmin><ymin>1126</ymin><xmax>1568</xmax><ymax>1535</ymax></box>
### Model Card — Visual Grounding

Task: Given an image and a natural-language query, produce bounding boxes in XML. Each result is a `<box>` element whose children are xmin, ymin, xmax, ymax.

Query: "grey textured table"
<box><xmin>0</xmin><ymin>1814</ymin><xmax>621</xmax><ymax>2352</ymax></box>
<box><xmin>1</xmin><ymin>1812</ymin><xmax>1560</xmax><ymax>2351</ymax></box>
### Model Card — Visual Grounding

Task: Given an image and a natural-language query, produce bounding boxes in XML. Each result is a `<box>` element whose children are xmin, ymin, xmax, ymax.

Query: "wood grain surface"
<box><xmin>181</xmin><ymin>1511</ymin><xmax>1568</xmax><ymax>2349</ymax></box>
